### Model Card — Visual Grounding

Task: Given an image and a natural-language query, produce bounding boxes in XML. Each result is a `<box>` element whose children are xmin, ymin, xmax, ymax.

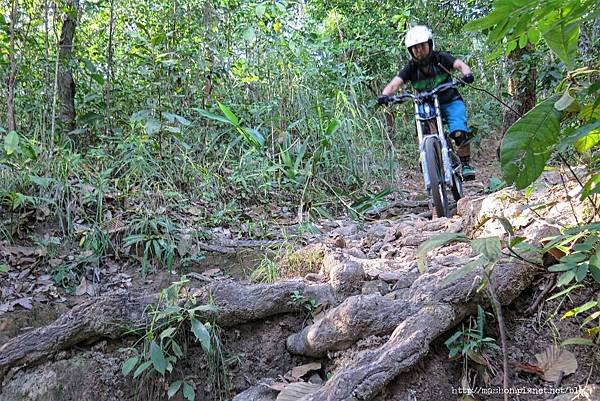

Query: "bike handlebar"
<box><xmin>381</xmin><ymin>80</ymin><xmax>464</xmax><ymax>105</ymax></box>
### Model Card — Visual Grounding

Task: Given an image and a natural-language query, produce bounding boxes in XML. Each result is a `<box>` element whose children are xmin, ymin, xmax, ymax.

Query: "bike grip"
<box><xmin>377</xmin><ymin>95</ymin><xmax>390</xmax><ymax>105</ymax></box>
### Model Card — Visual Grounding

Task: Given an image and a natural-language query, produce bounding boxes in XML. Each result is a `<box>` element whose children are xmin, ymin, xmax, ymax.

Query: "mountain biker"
<box><xmin>378</xmin><ymin>25</ymin><xmax>476</xmax><ymax>180</ymax></box>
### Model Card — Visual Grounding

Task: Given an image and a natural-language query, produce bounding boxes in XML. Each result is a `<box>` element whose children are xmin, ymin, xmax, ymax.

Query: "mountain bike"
<box><xmin>381</xmin><ymin>81</ymin><xmax>464</xmax><ymax>217</ymax></box>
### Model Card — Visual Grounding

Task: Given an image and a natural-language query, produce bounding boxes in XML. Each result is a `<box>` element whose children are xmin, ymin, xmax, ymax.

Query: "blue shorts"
<box><xmin>440</xmin><ymin>99</ymin><xmax>469</xmax><ymax>134</ymax></box>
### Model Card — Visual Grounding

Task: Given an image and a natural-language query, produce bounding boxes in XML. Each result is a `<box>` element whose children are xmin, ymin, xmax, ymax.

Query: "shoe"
<box><xmin>462</xmin><ymin>163</ymin><xmax>476</xmax><ymax>181</ymax></box>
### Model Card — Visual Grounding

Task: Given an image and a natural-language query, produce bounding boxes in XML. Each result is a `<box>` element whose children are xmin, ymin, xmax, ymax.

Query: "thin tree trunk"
<box><xmin>57</xmin><ymin>0</ymin><xmax>79</xmax><ymax>135</ymax></box>
<box><xmin>104</xmin><ymin>0</ymin><xmax>115</xmax><ymax>135</ymax></box>
<box><xmin>500</xmin><ymin>44</ymin><xmax>537</xmax><ymax>138</ymax></box>
<box><xmin>43</xmin><ymin>0</ymin><xmax>51</xmax><ymax>144</ymax></box>
<box><xmin>6</xmin><ymin>0</ymin><xmax>18</xmax><ymax>133</ymax></box>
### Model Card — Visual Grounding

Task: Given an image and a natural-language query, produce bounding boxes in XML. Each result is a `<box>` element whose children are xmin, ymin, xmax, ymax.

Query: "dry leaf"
<box><xmin>203</xmin><ymin>268</ymin><xmax>221</xmax><ymax>277</ymax></box>
<box><xmin>535</xmin><ymin>345</ymin><xmax>577</xmax><ymax>382</ymax></box>
<box><xmin>267</xmin><ymin>382</ymin><xmax>288</xmax><ymax>392</ymax></box>
<box><xmin>514</xmin><ymin>362</ymin><xmax>545</xmax><ymax>377</ymax></box>
<box><xmin>275</xmin><ymin>382</ymin><xmax>322</xmax><ymax>401</ymax></box>
<box><xmin>0</xmin><ymin>303</ymin><xmax>11</xmax><ymax>313</ymax></box>
<box><xmin>76</xmin><ymin>277</ymin><xmax>88</xmax><ymax>296</ymax></box>
<box><xmin>12</xmin><ymin>297</ymin><xmax>33</xmax><ymax>310</ymax></box>
<box><xmin>290</xmin><ymin>362</ymin><xmax>321</xmax><ymax>380</ymax></box>
<box><xmin>48</xmin><ymin>258</ymin><xmax>63</xmax><ymax>268</ymax></box>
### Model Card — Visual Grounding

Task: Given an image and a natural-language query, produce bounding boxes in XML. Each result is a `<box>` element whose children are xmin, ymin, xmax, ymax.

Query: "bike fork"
<box><xmin>414</xmin><ymin>103</ymin><xmax>431</xmax><ymax>191</ymax></box>
<box><xmin>434</xmin><ymin>98</ymin><xmax>453</xmax><ymax>185</ymax></box>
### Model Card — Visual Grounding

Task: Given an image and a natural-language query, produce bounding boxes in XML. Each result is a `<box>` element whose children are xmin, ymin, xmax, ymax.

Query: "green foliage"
<box><xmin>416</xmin><ymin>232</ymin><xmax>469</xmax><ymax>273</ymax></box>
<box><xmin>121</xmin><ymin>277</ymin><xmax>227</xmax><ymax>400</ymax></box>
<box><xmin>289</xmin><ymin>290</ymin><xmax>320</xmax><ymax>312</ymax></box>
<box><xmin>464</xmin><ymin>0</ymin><xmax>597</xmax><ymax>65</ymax></box>
<box><xmin>542</xmin><ymin>224</ymin><xmax>600</xmax><ymax>341</ymax></box>
<box><xmin>469</xmin><ymin>0</ymin><xmax>599</xmax><ymax>191</ymax></box>
<box><xmin>250</xmin><ymin>257</ymin><xmax>279</xmax><ymax>284</ymax></box>
<box><xmin>500</xmin><ymin>96</ymin><xmax>562</xmax><ymax>189</ymax></box>
<box><xmin>123</xmin><ymin>215</ymin><xmax>178</xmax><ymax>276</ymax></box>
<box><xmin>445</xmin><ymin>305</ymin><xmax>500</xmax><ymax>360</ymax></box>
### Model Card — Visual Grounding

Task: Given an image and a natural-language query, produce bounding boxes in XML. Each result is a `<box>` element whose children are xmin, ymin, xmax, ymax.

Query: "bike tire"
<box><xmin>424</xmin><ymin>136</ymin><xmax>449</xmax><ymax>218</ymax></box>
<box><xmin>449</xmin><ymin>151</ymin><xmax>463</xmax><ymax>202</ymax></box>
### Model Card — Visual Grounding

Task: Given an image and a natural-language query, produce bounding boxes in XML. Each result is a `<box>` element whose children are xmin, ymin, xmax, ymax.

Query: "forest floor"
<box><xmin>1</xmin><ymin>136</ymin><xmax>598</xmax><ymax>401</ymax></box>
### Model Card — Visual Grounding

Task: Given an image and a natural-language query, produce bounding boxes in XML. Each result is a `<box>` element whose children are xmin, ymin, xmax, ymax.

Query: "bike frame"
<box><xmin>413</xmin><ymin>95</ymin><xmax>453</xmax><ymax>190</ymax></box>
<box><xmin>386</xmin><ymin>81</ymin><xmax>462</xmax><ymax>192</ymax></box>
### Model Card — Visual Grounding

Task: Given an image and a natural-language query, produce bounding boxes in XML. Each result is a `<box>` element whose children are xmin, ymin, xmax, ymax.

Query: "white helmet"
<box><xmin>404</xmin><ymin>25</ymin><xmax>433</xmax><ymax>50</ymax></box>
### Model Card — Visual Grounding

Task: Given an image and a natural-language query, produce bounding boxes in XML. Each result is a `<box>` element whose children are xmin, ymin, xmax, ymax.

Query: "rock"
<box><xmin>330</xmin><ymin>223</ymin><xmax>358</xmax><ymax>238</ymax></box>
<box><xmin>304</xmin><ymin>273</ymin><xmax>323</xmax><ymax>283</ymax></box>
<box><xmin>378</xmin><ymin>271</ymin><xmax>403</xmax><ymax>282</ymax></box>
<box><xmin>370</xmin><ymin>241</ymin><xmax>383</xmax><ymax>253</ymax></box>
<box><xmin>329</xmin><ymin>260</ymin><xmax>365</xmax><ymax>299</ymax></box>
<box><xmin>346</xmin><ymin>247</ymin><xmax>367</xmax><ymax>259</ymax></box>
<box><xmin>231</xmin><ymin>379</ymin><xmax>278</xmax><ymax>401</ymax></box>
<box><xmin>308</xmin><ymin>373</ymin><xmax>324</xmax><ymax>385</ymax></box>
<box><xmin>365</xmin><ymin>222</ymin><xmax>390</xmax><ymax>238</ymax></box>
<box><xmin>327</xmin><ymin>234</ymin><xmax>346</xmax><ymax>248</ymax></box>
<box><xmin>379</xmin><ymin>244</ymin><xmax>397</xmax><ymax>259</ymax></box>
<box><xmin>362</xmin><ymin>280</ymin><xmax>390</xmax><ymax>296</ymax></box>
<box><xmin>0</xmin><ymin>353</ymin><xmax>128</xmax><ymax>401</ymax></box>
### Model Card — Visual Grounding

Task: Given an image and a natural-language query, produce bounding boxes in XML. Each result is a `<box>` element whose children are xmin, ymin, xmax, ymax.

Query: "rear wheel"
<box><xmin>424</xmin><ymin>137</ymin><xmax>449</xmax><ymax>218</ymax></box>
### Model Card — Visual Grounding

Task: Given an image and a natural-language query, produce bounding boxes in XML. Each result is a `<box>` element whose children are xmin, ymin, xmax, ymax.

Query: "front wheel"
<box><xmin>449</xmin><ymin>151</ymin><xmax>463</xmax><ymax>202</ymax></box>
<box><xmin>424</xmin><ymin>137</ymin><xmax>449</xmax><ymax>218</ymax></box>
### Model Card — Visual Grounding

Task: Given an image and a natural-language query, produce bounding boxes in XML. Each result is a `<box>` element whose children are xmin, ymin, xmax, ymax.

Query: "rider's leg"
<box><xmin>440</xmin><ymin>100</ymin><xmax>475</xmax><ymax>180</ymax></box>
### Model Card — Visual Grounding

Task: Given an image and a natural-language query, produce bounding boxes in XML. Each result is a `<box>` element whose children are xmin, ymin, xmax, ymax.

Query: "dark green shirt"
<box><xmin>398</xmin><ymin>51</ymin><xmax>461</xmax><ymax>104</ymax></box>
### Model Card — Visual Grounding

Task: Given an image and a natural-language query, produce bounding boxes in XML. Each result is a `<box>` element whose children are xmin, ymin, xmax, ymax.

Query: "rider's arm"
<box><xmin>381</xmin><ymin>76</ymin><xmax>404</xmax><ymax>96</ymax></box>
<box><xmin>453</xmin><ymin>59</ymin><xmax>472</xmax><ymax>77</ymax></box>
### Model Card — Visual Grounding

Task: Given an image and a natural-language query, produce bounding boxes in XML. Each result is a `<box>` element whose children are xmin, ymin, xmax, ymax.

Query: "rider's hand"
<box><xmin>462</xmin><ymin>73</ymin><xmax>474</xmax><ymax>84</ymax></box>
<box><xmin>377</xmin><ymin>95</ymin><xmax>391</xmax><ymax>105</ymax></box>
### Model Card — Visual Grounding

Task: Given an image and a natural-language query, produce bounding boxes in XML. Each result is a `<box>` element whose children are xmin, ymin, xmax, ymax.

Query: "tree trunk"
<box><xmin>6</xmin><ymin>0</ymin><xmax>18</xmax><ymax>133</ymax></box>
<box><xmin>57</xmin><ymin>0</ymin><xmax>78</xmax><ymax>134</ymax></box>
<box><xmin>104</xmin><ymin>0</ymin><xmax>115</xmax><ymax>135</ymax></box>
<box><xmin>499</xmin><ymin>44</ymin><xmax>537</xmax><ymax>138</ymax></box>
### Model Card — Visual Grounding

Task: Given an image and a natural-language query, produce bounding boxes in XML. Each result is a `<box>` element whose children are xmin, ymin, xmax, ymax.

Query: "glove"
<box><xmin>462</xmin><ymin>73</ymin><xmax>474</xmax><ymax>84</ymax></box>
<box><xmin>377</xmin><ymin>95</ymin><xmax>391</xmax><ymax>105</ymax></box>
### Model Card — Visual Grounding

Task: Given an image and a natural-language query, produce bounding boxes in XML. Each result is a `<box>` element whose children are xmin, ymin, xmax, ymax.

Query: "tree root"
<box><xmin>0</xmin><ymin>281</ymin><xmax>336</xmax><ymax>384</ymax></box>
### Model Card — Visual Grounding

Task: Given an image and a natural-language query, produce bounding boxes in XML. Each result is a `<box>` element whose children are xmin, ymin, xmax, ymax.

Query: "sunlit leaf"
<box><xmin>192</xmin><ymin>108</ymin><xmax>231</xmax><ymax>124</ymax></box>
<box><xmin>540</xmin><ymin>11</ymin><xmax>580</xmax><ymax>70</ymax></box>
<box><xmin>4</xmin><ymin>131</ymin><xmax>19</xmax><ymax>155</ymax></box>
<box><xmin>573</xmin><ymin>129</ymin><xmax>600</xmax><ymax>153</ymax></box>
<box><xmin>562</xmin><ymin>300</ymin><xmax>597</xmax><ymax>319</ymax></box>
<box><xmin>558</xmin><ymin>120</ymin><xmax>600</xmax><ymax>152</ymax></box>
<box><xmin>217</xmin><ymin>102</ymin><xmax>239</xmax><ymax>126</ymax></box>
